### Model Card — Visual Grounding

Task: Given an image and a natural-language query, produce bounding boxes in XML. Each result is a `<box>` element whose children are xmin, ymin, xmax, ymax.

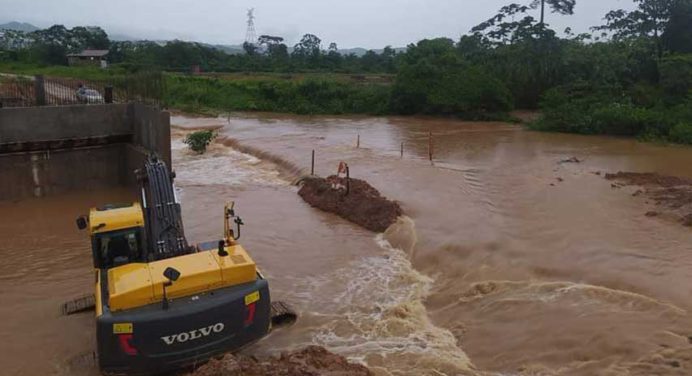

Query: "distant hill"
<box><xmin>208</xmin><ymin>44</ymin><xmax>245</xmax><ymax>55</ymax></box>
<box><xmin>208</xmin><ymin>44</ymin><xmax>407</xmax><ymax>56</ymax></box>
<box><xmin>0</xmin><ymin>21</ymin><xmax>39</xmax><ymax>32</ymax></box>
<box><xmin>108</xmin><ymin>32</ymin><xmax>138</xmax><ymax>42</ymax></box>
<box><xmin>338</xmin><ymin>47</ymin><xmax>407</xmax><ymax>56</ymax></box>
<box><xmin>1</xmin><ymin>21</ymin><xmax>405</xmax><ymax>56</ymax></box>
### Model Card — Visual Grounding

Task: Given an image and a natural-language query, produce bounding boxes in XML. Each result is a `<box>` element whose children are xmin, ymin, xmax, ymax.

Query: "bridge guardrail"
<box><xmin>0</xmin><ymin>72</ymin><xmax>164</xmax><ymax>108</ymax></box>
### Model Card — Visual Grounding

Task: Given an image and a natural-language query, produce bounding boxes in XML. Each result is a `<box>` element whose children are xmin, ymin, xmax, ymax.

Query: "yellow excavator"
<box><xmin>71</xmin><ymin>157</ymin><xmax>295</xmax><ymax>375</ymax></box>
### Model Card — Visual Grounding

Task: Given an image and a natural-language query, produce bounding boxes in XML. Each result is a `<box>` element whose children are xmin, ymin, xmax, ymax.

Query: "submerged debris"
<box><xmin>683</xmin><ymin>215</ymin><xmax>692</xmax><ymax>227</ymax></box>
<box><xmin>605</xmin><ymin>172</ymin><xmax>692</xmax><ymax>227</ymax></box>
<box><xmin>298</xmin><ymin>175</ymin><xmax>402</xmax><ymax>232</ymax></box>
<box><xmin>559</xmin><ymin>156</ymin><xmax>582</xmax><ymax>164</ymax></box>
<box><xmin>189</xmin><ymin>346</ymin><xmax>371</xmax><ymax>376</ymax></box>
<box><xmin>605</xmin><ymin>172</ymin><xmax>692</xmax><ymax>188</ymax></box>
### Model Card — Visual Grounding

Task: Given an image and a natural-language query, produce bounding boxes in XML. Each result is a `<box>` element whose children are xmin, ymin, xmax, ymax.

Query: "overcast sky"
<box><xmin>1</xmin><ymin>0</ymin><xmax>635</xmax><ymax>48</ymax></box>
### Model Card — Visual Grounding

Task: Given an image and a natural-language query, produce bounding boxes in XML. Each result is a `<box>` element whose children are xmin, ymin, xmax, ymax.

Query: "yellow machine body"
<box><xmin>88</xmin><ymin>203</ymin><xmax>144</xmax><ymax>235</ymax></box>
<box><xmin>106</xmin><ymin>245</ymin><xmax>258</xmax><ymax>312</ymax></box>
<box><xmin>87</xmin><ymin>203</ymin><xmax>258</xmax><ymax>313</ymax></box>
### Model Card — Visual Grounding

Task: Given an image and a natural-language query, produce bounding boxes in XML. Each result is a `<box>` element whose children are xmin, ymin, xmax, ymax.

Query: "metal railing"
<box><xmin>0</xmin><ymin>72</ymin><xmax>164</xmax><ymax>108</ymax></box>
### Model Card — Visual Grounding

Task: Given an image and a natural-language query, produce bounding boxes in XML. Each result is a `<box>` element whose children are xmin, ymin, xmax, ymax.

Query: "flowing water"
<box><xmin>2</xmin><ymin>113</ymin><xmax>692</xmax><ymax>375</ymax></box>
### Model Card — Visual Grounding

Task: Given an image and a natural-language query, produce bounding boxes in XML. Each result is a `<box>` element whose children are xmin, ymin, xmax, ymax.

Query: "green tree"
<box><xmin>531</xmin><ymin>0</ymin><xmax>576</xmax><ymax>25</ymax></box>
<box><xmin>293</xmin><ymin>34</ymin><xmax>321</xmax><ymax>57</ymax></box>
<box><xmin>292</xmin><ymin>34</ymin><xmax>322</xmax><ymax>67</ymax></box>
<box><xmin>391</xmin><ymin>38</ymin><xmax>513</xmax><ymax>116</ymax></box>
<box><xmin>595</xmin><ymin>0</ymin><xmax>681</xmax><ymax>57</ymax></box>
<box><xmin>324</xmin><ymin>42</ymin><xmax>343</xmax><ymax>70</ymax></box>
<box><xmin>258</xmin><ymin>35</ymin><xmax>288</xmax><ymax>67</ymax></box>
<box><xmin>471</xmin><ymin>3</ymin><xmax>570</xmax><ymax>107</ymax></box>
<box><xmin>472</xmin><ymin>1</ymin><xmax>576</xmax><ymax>42</ymax></box>
<box><xmin>243</xmin><ymin>41</ymin><xmax>258</xmax><ymax>56</ymax></box>
<box><xmin>71</xmin><ymin>26</ymin><xmax>110</xmax><ymax>49</ymax></box>
<box><xmin>662</xmin><ymin>0</ymin><xmax>692</xmax><ymax>53</ymax></box>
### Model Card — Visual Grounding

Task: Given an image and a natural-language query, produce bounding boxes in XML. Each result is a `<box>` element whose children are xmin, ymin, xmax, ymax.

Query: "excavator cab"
<box><xmin>94</xmin><ymin>227</ymin><xmax>142</xmax><ymax>267</ymax></box>
<box><xmin>79</xmin><ymin>203</ymin><xmax>145</xmax><ymax>269</ymax></box>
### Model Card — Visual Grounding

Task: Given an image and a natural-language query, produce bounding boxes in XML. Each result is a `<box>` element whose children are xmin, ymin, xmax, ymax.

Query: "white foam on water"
<box><xmin>308</xmin><ymin>234</ymin><xmax>477</xmax><ymax>376</ymax></box>
<box><xmin>172</xmin><ymin>139</ymin><xmax>286</xmax><ymax>187</ymax></box>
<box><xmin>461</xmin><ymin>280</ymin><xmax>686</xmax><ymax>316</ymax></box>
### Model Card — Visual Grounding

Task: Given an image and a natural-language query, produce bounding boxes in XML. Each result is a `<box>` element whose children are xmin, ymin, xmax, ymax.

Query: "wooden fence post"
<box><xmin>345</xmin><ymin>166</ymin><xmax>351</xmax><ymax>196</ymax></box>
<box><xmin>311</xmin><ymin>150</ymin><xmax>315</xmax><ymax>176</ymax></box>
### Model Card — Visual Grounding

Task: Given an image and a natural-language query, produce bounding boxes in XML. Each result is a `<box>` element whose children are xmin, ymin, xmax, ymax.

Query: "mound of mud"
<box><xmin>189</xmin><ymin>346</ymin><xmax>371</xmax><ymax>376</ymax></box>
<box><xmin>605</xmin><ymin>172</ymin><xmax>692</xmax><ymax>227</ymax></box>
<box><xmin>298</xmin><ymin>176</ymin><xmax>402</xmax><ymax>232</ymax></box>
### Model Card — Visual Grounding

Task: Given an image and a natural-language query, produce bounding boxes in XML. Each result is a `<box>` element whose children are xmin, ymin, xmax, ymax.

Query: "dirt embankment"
<box><xmin>298</xmin><ymin>175</ymin><xmax>402</xmax><ymax>232</ymax></box>
<box><xmin>190</xmin><ymin>346</ymin><xmax>371</xmax><ymax>376</ymax></box>
<box><xmin>605</xmin><ymin>172</ymin><xmax>692</xmax><ymax>226</ymax></box>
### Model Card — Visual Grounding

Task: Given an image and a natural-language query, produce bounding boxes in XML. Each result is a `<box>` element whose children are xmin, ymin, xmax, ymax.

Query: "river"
<box><xmin>1</xmin><ymin>113</ymin><xmax>691</xmax><ymax>376</ymax></box>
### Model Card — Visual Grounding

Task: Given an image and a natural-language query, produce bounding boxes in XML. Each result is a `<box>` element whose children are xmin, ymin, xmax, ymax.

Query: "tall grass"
<box><xmin>0</xmin><ymin>62</ymin><xmax>130</xmax><ymax>80</ymax></box>
<box><xmin>163</xmin><ymin>75</ymin><xmax>391</xmax><ymax>115</ymax></box>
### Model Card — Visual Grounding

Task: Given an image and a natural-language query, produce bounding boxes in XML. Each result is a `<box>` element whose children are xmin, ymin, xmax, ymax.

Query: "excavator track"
<box><xmin>62</xmin><ymin>294</ymin><xmax>95</xmax><ymax>315</ymax></box>
<box><xmin>270</xmin><ymin>301</ymin><xmax>297</xmax><ymax>328</ymax></box>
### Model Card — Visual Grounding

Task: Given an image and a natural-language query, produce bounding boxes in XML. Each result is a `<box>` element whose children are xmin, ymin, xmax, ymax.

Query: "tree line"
<box><xmin>1</xmin><ymin>0</ymin><xmax>691</xmax><ymax>143</ymax></box>
<box><xmin>0</xmin><ymin>26</ymin><xmax>399</xmax><ymax>73</ymax></box>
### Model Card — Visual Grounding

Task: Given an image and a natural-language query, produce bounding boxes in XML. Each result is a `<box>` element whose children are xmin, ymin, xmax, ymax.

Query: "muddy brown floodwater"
<box><xmin>2</xmin><ymin>113</ymin><xmax>692</xmax><ymax>376</ymax></box>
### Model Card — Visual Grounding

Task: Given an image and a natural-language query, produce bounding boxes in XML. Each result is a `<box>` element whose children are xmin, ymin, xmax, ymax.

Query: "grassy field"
<box><xmin>0</xmin><ymin>62</ymin><xmax>131</xmax><ymax>80</ymax></box>
<box><xmin>164</xmin><ymin>74</ymin><xmax>392</xmax><ymax>115</ymax></box>
<box><xmin>0</xmin><ymin>63</ymin><xmax>393</xmax><ymax>115</ymax></box>
<box><xmin>0</xmin><ymin>63</ymin><xmax>394</xmax><ymax>84</ymax></box>
<box><xmin>203</xmin><ymin>71</ymin><xmax>395</xmax><ymax>85</ymax></box>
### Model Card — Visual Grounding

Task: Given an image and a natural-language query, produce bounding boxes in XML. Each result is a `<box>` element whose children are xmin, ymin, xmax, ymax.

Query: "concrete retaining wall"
<box><xmin>0</xmin><ymin>103</ymin><xmax>170</xmax><ymax>200</ymax></box>
<box><xmin>0</xmin><ymin>104</ymin><xmax>133</xmax><ymax>143</ymax></box>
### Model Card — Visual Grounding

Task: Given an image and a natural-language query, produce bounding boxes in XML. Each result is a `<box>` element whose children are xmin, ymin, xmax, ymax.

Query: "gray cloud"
<box><xmin>1</xmin><ymin>0</ymin><xmax>635</xmax><ymax>48</ymax></box>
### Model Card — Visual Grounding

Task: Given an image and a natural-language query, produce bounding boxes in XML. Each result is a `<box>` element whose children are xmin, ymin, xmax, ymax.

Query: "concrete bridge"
<box><xmin>0</xmin><ymin>103</ymin><xmax>170</xmax><ymax>200</ymax></box>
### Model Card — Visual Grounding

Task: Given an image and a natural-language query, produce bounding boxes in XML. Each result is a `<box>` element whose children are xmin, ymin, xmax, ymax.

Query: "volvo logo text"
<box><xmin>161</xmin><ymin>323</ymin><xmax>224</xmax><ymax>345</ymax></box>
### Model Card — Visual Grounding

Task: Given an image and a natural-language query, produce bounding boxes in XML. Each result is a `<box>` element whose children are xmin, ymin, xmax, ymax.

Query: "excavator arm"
<box><xmin>136</xmin><ymin>157</ymin><xmax>192</xmax><ymax>261</ymax></box>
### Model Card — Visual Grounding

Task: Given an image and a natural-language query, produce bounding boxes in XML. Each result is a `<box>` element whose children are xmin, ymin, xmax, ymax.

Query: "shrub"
<box><xmin>164</xmin><ymin>75</ymin><xmax>390</xmax><ymax>115</ymax></box>
<box><xmin>590</xmin><ymin>103</ymin><xmax>661</xmax><ymax>136</ymax></box>
<box><xmin>183</xmin><ymin>130</ymin><xmax>216</xmax><ymax>154</ymax></box>
<box><xmin>391</xmin><ymin>58</ymin><xmax>513</xmax><ymax>116</ymax></box>
<box><xmin>659</xmin><ymin>54</ymin><xmax>692</xmax><ymax>104</ymax></box>
<box><xmin>533</xmin><ymin>83</ymin><xmax>692</xmax><ymax>145</ymax></box>
<box><xmin>669</xmin><ymin>123</ymin><xmax>692</xmax><ymax>145</ymax></box>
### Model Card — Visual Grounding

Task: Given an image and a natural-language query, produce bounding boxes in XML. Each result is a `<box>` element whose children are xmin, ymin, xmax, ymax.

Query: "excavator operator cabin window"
<box><xmin>94</xmin><ymin>229</ymin><xmax>142</xmax><ymax>268</ymax></box>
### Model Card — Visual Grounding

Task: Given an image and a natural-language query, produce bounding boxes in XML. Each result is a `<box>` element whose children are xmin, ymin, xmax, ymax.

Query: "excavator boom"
<box><xmin>136</xmin><ymin>158</ymin><xmax>191</xmax><ymax>260</ymax></box>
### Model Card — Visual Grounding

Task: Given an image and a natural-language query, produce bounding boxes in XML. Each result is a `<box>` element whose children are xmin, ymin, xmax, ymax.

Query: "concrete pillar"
<box><xmin>34</xmin><ymin>75</ymin><xmax>46</xmax><ymax>106</ymax></box>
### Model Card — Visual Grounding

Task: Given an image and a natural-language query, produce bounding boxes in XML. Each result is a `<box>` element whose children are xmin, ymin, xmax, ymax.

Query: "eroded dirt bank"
<box><xmin>190</xmin><ymin>346</ymin><xmax>371</xmax><ymax>376</ymax></box>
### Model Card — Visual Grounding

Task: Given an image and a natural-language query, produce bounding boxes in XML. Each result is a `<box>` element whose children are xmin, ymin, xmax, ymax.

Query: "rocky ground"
<box><xmin>605</xmin><ymin>172</ymin><xmax>692</xmax><ymax>227</ymax></box>
<box><xmin>298</xmin><ymin>175</ymin><xmax>402</xmax><ymax>232</ymax></box>
<box><xmin>189</xmin><ymin>346</ymin><xmax>372</xmax><ymax>376</ymax></box>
